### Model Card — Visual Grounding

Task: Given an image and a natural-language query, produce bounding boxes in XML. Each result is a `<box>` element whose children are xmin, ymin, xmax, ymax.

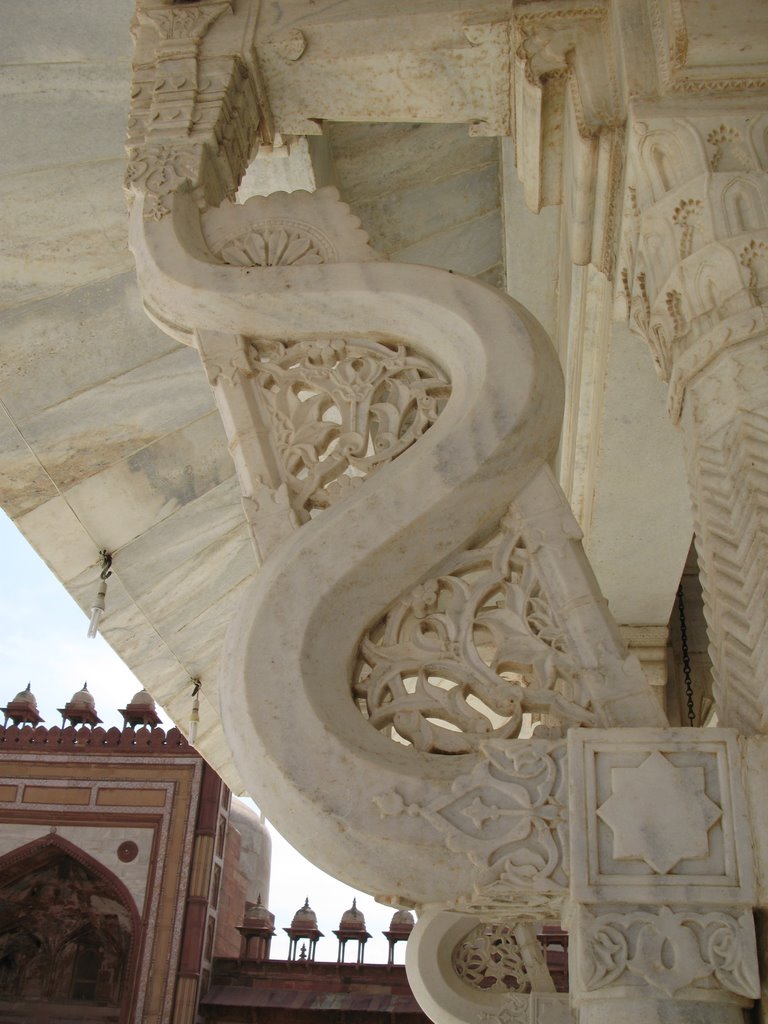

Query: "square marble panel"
<box><xmin>63</xmin><ymin>411</ymin><xmax>233</xmax><ymax>553</ymax></box>
<box><xmin>24</xmin><ymin>346</ymin><xmax>215</xmax><ymax>491</ymax></box>
<box><xmin>0</xmin><ymin>160</ymin><xmax>132</xmax><ymax>312</ymax></box>
<box><xmin>0</xmin><ymin>409</ymin><xmax>58</xmax><ymax>519</ymax></box>
<box><xmin>0</xmin><ymin>273</ymin><xmax>178</xmax><ymax>421</ymax></box>
<box><xmin>393</xmin><ymin>209</ymin><xmax>502</xmax><ymax>277</ymax></box>
<box><xmin>569</xmin><ymin>728</ymin><xmax>754</xmax><ymax>906</ymax></box>
<box><xmin>0</xmin><ymin>62</ymin><xmax>129</xmax><ymax>179</ymax></box>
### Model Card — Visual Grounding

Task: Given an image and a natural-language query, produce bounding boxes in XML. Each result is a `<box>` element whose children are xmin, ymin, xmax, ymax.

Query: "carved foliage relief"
<box><xmin>478</xmin><ymin>999</ymin><xmax>530</xmax><ymax>1024</ymax></box>
<box><xmin>354</xmin><ymin>511</ymin><xmax>595</xmax><ymax>755</ymax></box>
<box><xmin>248</xmin><ymin>337</ymin><xmax>450</xmax><ymax>517</ymax></box>
<box><xmin>579</xmin><ymin>905</ymin><xmax>759</xmax><ymax>1000</ymax></box>
<box><xmin>375</xmin><ymin>740</ymin><xmax>569</xmax><ymax>913</ymax></box>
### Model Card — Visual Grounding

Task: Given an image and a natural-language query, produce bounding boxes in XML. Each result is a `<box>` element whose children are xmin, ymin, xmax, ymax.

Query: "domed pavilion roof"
<box><xmin>291</xmin><ymin>897</ymin><xmax>318</xmax><ymax>930</ymax></box>
<box><xmin>338</xmin><ymin>898</ymin><xmax>367</xmax><ymax>932</ymax></box>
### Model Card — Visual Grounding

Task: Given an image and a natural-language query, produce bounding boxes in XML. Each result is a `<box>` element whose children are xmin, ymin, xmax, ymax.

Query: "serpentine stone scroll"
<box><xmin>130</xmin><ymin>173</ymin><xmax>666</xmax><ymax>914</ymax></box>
<box><xmin>127</xmin><ymin>0</ymin><xmax>662</xmax><ymax>925</ymax></box>
<box><xmin>126</xmin><ymin>6</ymin><xmax>765</xmax><ymax>1022</ymax></box>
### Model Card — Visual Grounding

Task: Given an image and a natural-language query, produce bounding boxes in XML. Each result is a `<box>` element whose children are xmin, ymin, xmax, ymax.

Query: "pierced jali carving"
<box><xmin>374</xmin><ymin>740</ymin><xmax>569</xmax><ymax>911</ymax></box>
<box><xmin>249</xmin><ymin>337</ymin><xmax>450</xmax><ymax>516</ymax></box>
<box><xmin>580</xmin><ymin>905</ymin><xmax>759</xmax><ymax>999</ymax></box>
<box><xmin>354</xmin><ymin>510</ymin><xmax>595</xmax><ymax>754</ymax></box>
<box><xmin>453</xmin><ymin>924</ymin><xmax>532</xmax><ymax>992</ymax></box>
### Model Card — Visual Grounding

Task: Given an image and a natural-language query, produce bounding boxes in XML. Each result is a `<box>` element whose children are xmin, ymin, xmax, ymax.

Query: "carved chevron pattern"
<box><xmin>687</xmin><ymin>407</ymin><xmax>768</xmax><ymax>732</ymax></box>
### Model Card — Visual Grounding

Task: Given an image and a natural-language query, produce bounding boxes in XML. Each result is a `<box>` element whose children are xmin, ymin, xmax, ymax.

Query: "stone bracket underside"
<box><xmin>129</xmin><ymin>181</ymin><xmax>666</xmax><ymax>915</ymax></box>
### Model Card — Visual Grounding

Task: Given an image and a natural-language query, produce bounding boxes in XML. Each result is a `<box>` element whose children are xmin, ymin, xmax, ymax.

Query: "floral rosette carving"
<box><xmin>248</xmin><ymin>337</ymin><xmax>451</xmax><ymax>517</ymax></box>
<box><xmin>354</xmin><ymin>514</ymin><xmax>595</xmax><ymax>753</ymax></box>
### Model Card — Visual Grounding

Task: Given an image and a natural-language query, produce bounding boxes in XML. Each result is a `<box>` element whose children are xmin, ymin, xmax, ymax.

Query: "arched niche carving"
<box><xmin>0</xmin><ymin>834</ymin><xmax>140</xmax><ymax>1021</ymax></box>
<box><xmin>636</xmin><ymin>122</ymin><xmax>704</xmax><ymax>205</ymax></box>
<box><xmin>641</xmin><ymin>134</ymin><xmax>687</xmax><ymax>202</ymax></box>
<box><xmin>751</xmin><ymin>119</ymin><xmax>768</xmax><ymax>171</ymax></box>
<box><xmin>693</xmin><ymin>261</ymin><xmax>723</xmax><ymax>333</ymax></box>
<box><xmin>722</xmin><ymin>177</ymin><xmax>766</xmax><ymax>236</ymax></box>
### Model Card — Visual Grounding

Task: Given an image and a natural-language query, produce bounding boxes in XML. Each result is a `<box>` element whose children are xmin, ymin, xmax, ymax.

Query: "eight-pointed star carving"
<box><xmin>597</xmin><ymin>751</ymin><xmax>722</xmax><ymax>874</ymax></box>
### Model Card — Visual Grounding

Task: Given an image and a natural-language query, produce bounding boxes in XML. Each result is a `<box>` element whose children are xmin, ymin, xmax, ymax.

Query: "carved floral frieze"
<box><xmin>577</xmin><ymin>904</ymin><xmax>759</xmax><ymax>1000</ymax></box>
<box><xmin>478</xmin><ymin>999</ymin><xmax>530</xmax><ymax>1024</ymax></box>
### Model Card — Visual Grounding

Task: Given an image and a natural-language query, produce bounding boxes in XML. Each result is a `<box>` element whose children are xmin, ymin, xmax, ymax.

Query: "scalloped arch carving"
<box><xmin>722</xmin><ymin>178</ymin><xmax>765</xmax><ymax>236</ymax></box>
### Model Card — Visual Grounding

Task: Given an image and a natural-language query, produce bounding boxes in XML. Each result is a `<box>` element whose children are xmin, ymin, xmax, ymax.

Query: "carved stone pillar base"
<box><xmin>568</xmin><ymin>729</ymin><xmax>759</xmax><ymax>1022</ymax></box>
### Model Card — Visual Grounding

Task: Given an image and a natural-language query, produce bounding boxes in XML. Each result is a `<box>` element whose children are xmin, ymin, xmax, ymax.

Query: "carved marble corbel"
<box><xmin>512</xmin><ymin>2</ymin><xmax>625</xmax><ymax>274</ymax></box>
<box><xmin>130</xmin><ymin>178</ymin><xmax>666</xmax><ymax>916</ymax></box>
<box><xmin>126</xmin><ymin>0</ymin><xmax>271</xmax><ymax>220</ymax></box>
<box><xmin>618</xmin><ymin>107</ymin><xmax>768</xmax><ymax>734</ymax></box>
<box><xmin>127</xmin><ymin>4</ymin><xmax>676</xmax><ymax>1010</ymax></box>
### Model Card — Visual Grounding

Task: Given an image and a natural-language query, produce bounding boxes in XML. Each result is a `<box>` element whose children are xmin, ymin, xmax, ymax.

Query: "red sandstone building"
<box><xmin>0</xmin><ymin>685</ymin><xmax>567</xmax><ymax>1023</ymax></box>
<box><xmin>0</xmin><ymin>684</ymin><xmax>252</xmax><ymax>1024</ymax></box>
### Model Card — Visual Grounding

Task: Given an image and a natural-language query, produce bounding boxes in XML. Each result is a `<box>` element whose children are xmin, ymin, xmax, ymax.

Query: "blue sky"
<box><xmin>0</xmin><ymin>509</ymin><xmax>405</xmax><ymax>963</ymax></box>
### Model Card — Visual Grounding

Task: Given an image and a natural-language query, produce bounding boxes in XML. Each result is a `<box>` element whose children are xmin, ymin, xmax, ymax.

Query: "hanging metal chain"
<box><xmin>676</xmin><ymin>583</ymin><xmax>696</xmax><ymax>726</ymax></box>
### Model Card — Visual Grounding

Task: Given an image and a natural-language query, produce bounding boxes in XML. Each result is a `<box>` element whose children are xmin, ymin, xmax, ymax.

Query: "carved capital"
<box><xmin>127</xmin><ymin>0</ymin><xmax>269</xmax><ymax>216</ymax></box>
<box><xmin>618</xmin><ymin>111</ymin><xmax>768</xmax><ymax>410</ymax></box>
<box><xmin>137</xmin><ymin>1</ymin><xmax>232</xmax><ymax>57</ymax></box>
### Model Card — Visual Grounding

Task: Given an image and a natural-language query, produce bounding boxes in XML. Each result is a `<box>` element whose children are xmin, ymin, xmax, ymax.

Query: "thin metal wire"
<box><xmin>676</xmin><ymin>583</ymin><xmax>696</xmax><ymax>726</ymax></box>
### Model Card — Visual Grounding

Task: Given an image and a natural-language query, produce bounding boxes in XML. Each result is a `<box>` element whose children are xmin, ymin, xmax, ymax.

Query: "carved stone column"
<box><xmin>567</xmin><ymin>727</ymin><xmax>759</xmax><ymax>1022</ymax></box>
<box><xmin>620</xmin><ymin>107</ymin><xmax>768</xmax><ymax>733</ymax></box>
